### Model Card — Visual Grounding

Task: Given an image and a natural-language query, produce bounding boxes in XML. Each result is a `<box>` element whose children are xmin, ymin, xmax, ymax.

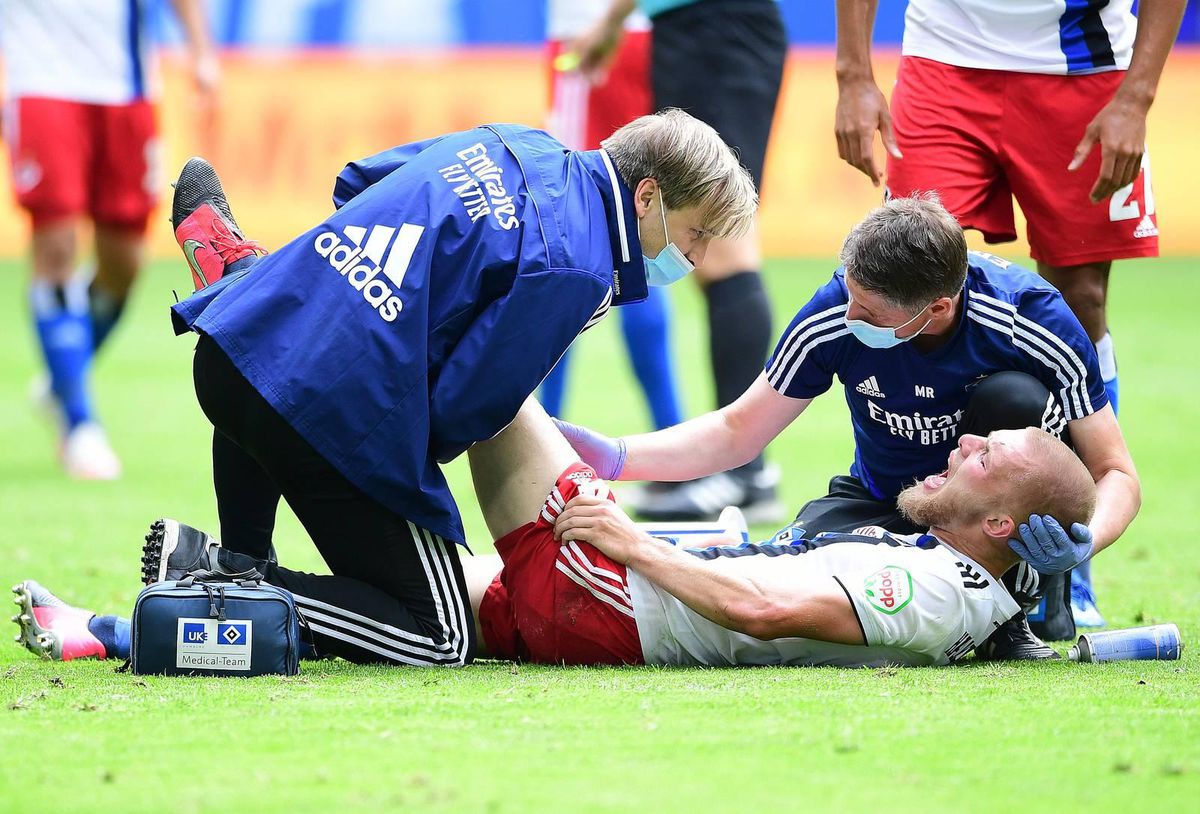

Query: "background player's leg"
<box><xmin>647</xmin><ymin>0</ymin><xmax>785</xmax><ymax>520</ymax></box>
<box><xmin>1037</xmin><ymin>261</ymin><xmax>1117</xmax><ymax>413</ymax></box>
<box><xmin>89</xmin><ymin>225</ymin><xmax>144</xmax><ymax>352</ymax></box>
<box><xmin>30</xmin><ymin>223</ymin><xmax>97</xmax><ymax>433</ymax></box>
<box><xmin>468</xmin><ymin>398</ymin><xmax>581</xmax><ymax>541</ymax></box>
<box><xmin>620</xmin><ymin>286</ymin><xmax>684</xmax><ymax>430</ymax></box>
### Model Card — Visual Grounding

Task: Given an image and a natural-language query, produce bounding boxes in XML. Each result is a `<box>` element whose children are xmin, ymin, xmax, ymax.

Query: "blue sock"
<box><xmin>87</xmin><ymin>615</ymin><xmax>131</xmax><ymax>660</ymax></box>
<box><xmin>1096</xmin><ymin>332</ymin><xmax>1118</xmax><ymax>415</ymax></box>
<box><xmin>31</xmin><ymin>278</ymin><xmax>95</xmax><ymax>429</ymax></box>
<box><xmin>88</xmin><ymin>281</ymin><xmax>127</xmax><ymax>352</ymax></box>
<box><xmin>539</xmin><ymin>349</ymin><xmax>571</xmax><ymax>418</ymax></box>
<box><xmin>620</xmin><ymin>286</ymin><xmax>683</xmax><ymax>429</ymax></box>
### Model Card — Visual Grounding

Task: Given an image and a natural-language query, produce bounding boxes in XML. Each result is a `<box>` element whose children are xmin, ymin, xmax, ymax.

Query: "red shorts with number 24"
<box><xmin>887</xmin><ymin>56</ymin><xmax>1158</xmax><ymax>268</ymax></box>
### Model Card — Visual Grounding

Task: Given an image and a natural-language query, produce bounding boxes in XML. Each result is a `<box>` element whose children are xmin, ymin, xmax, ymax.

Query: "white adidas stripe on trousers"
<box><xmin>291</xmin><ymin>523</ymin><xmax>471</xmax><ymax>667</ymax></box>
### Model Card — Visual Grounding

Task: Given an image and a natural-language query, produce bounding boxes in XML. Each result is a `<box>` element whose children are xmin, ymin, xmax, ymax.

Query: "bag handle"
<box><xmin>172</xmin><ymin>577</ymin><xmax>224</xmax><ymax>621</ymax></box>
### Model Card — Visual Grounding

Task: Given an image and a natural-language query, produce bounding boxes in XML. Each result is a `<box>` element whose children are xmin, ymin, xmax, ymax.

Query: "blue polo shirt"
<box><xmin>766</xmin><ymin>252</ymin><xmax>1108</xmax><ymax>500</ymax></box>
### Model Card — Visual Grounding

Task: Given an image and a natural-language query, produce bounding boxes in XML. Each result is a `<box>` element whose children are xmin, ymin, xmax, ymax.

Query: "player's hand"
<box><xmin>190</xmin><ymin>49</ymin><xmax>221</xmax><ymax>153</ymax></box>
<box><xmin>569</xmin><ymin>18</ymin><xmax>624</xmax><ymax>84</ymax></box>
<box><xmin>553</xmin><ymin>492</ymin><xmax>643</xmax><ymax>564</ymax></box>
<box><xmin>1007</xmin><ymin>514</ymin><xmax>1095</xmax><ymax>575</ymax></box>
<box><xmin>1068</xmin><ymin>97</ymin><xmax>1147</xmax><ymax>204</ymax></box>
<box><xmin>552</xmin><ymin>418</ymin><xmax>627</xmax><ymax>480</ymax></box>
<box><xmin>835</xmin><ymin>77</ymin><xmax>902</xmax><ymax>187</ymax></box>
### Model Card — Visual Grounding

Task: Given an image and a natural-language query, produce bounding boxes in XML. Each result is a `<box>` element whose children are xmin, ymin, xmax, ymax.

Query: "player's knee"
<box><xmin>1043</xmin><ymin>264</ymin><xmax>1108</xmax><ymax>329</ymax></box>
<box><xmin>968</xmin><ymin>372</ymin><xmax>1053</xmax><ymax>429</ymax></box>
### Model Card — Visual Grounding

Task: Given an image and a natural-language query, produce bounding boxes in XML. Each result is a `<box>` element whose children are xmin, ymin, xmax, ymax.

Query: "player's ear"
<box><xmin>930</xmin><ymin>295</ymin><xmax>956</xmax><ymax>319</ymax></box>
<box><xmin>981</xmin><ymin>514</ymin><xmax>1015</xmax><ymax>542</ymax></box>
<box><xmin>633</xmin><ymin>178</ymin><xmax>659</xmax><ymax>217</ymax></box>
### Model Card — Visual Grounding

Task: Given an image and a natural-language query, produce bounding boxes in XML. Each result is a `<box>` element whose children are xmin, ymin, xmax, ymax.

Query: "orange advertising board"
<box><xmin>2</xmin><ymin>48</ymin><xmax>1197</xmax><ymax>259</ymax></box>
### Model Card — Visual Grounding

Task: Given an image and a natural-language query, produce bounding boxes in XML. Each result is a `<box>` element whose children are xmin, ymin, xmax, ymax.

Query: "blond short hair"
<box><xmin>1003</xmin><ymin>430</ymin><xmax>1097</xmax><ymax>529</ymax></box>
<box><xmin>602</xmin><ymin>108</ymin><xmax>758</xmax><ymax>240</ymax></box>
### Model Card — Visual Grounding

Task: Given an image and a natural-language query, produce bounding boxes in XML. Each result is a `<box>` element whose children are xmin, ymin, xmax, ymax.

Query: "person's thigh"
<box><xmin>6</xmin><ymin>97</ymin><xmax>89</xmax><ymax>226</ymax></box>
<box><xmin>887</xmin><ymin>58</ymin><xmax>1015</xmax><ymax>243</ymax></box>
<box><xmin>651</xmin><ymin>0</ymin><xmax>785</xmax><ymax>190</ymax></box>
<box><xmin>90</xmin><ymin>100</ymin><xmax>159</xmax><ymax>231</ymax></box>
<box><xmin>793</xmin><ymin>475</ymin><xmax>920</xmax><ymax>536</ymax></box>
<box><xmin>468</xmin><ymin>397</ymin><xmax>585</xmax><ymax>541</ymax></box>
<box><xmin>1001</xmin><ymin>71</ymin><xmax>1158</xmax><ymax>268</ymax></box>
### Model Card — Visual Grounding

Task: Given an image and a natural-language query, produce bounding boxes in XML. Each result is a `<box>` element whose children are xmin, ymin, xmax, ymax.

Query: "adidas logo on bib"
<box><xmin>855</xmin><ymin>376</ymin><xmax>885</xmax><ymax>398</ymax></box>
<box><xmin>313</xmin><ymin>223</ymin><xmax>424</xmax><ymax>322</ymax></box>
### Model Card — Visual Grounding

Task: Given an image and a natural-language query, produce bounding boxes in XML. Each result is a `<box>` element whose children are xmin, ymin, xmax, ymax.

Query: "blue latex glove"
<box><xmin>1007</xmin><ymin>513</ymin><xmax>1094</xmax><ymax>574</ymax></box>
<box><xmin>551</xmin><ymin>418</ymin><xmax>627</xmax><ymax>480</ymax></box>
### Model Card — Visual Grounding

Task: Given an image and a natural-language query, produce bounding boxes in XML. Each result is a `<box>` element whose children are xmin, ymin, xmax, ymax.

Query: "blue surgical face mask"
<box><xmin>640</xmin><ymin>189</ymin><xmax>694</xmax><ymax>287</ymax></box>
<box><xmin>844</xmin><ymin>296</ymin><xmax>933</xmax><ymax>349</ymax></box>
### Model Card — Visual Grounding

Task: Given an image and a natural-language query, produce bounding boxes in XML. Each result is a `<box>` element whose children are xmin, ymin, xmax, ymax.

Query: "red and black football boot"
<box><xmin>171</xmin><ymin>157</ymin><xmax>265</xmax><ymax>291</ymax></box>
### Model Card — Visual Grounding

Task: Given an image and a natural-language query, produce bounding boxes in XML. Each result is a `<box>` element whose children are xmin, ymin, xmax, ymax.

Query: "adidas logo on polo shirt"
<box><xmin>855</xmin><ymin>376</ymin><xmax>885</xmax><ymax>398</ymax></box>
<box><xmin>313</xmin><ymin>223</ymin><xmax>425</xmax><ymax>322</ymax></box>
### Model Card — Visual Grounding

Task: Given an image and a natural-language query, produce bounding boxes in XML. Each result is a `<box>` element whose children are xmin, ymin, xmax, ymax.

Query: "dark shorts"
<box><xmin>650</xmin><ymin>0</ymin><xmax>787</xmax><ymax>191</ymax></box>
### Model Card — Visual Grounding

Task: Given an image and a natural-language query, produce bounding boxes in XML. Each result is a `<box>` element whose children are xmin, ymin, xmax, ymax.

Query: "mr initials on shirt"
<box><xmin>915</xmin><ymin>385</ymin><xmax>935</xmax><ymax>398</ymax></box>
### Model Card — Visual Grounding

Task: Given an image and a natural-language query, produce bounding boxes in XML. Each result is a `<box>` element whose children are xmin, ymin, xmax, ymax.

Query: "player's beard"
<box><xmin>897</xmin><ymin>480</ymin><xmax>978</xmax><ymax>529</ymax></box>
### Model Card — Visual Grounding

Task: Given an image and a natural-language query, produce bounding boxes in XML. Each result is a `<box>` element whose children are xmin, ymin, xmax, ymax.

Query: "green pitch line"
<box><xmin>0</xmin><ymin>257</ymin><xmax>1196</xmax><ymax>813</ymax></box>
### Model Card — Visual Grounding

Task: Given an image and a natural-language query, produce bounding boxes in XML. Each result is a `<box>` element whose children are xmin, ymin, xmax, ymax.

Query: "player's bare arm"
<box><xmin>1067</xmin><ymin>406</ymin><xmax>1141</xmax><ymax>554</ymax></box>
<box><xmin>618</xmin><ymin>374</ymin><xmax>810</xmax><ymax>482</ymax></box>
<box><xmin>554</xmin><ymin>493</ymin><xmax>865</xmax><ymax>645</ymax></box>
<box><xmin>571</xmin><ymin>0</ymin><xmax>637</xmax><ymax>82</ymax></box>
<box><xmin>1068</xmin><ymin>0</ymin><xmax>1187</xmax><ymax>203</ymax></box>
<box><xmin>834</xmin><ymin>0</ymin><xmax>902</xmax><ymax>186</ymax></box>
<box><xmin>170</xmin><ymin>0</ymin><xmax>220</xmax><ymax>97</ymax></box>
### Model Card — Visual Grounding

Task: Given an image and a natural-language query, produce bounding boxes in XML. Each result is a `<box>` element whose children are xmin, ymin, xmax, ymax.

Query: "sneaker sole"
<box><xmin>10</xmin><ymin>582</ymin><xmax>54</xmax><ymax>660</ymax></box>
<box><xmin>140</xmin><ymin>518</ymin><xmax>181</xmax><ymax>585</ymax></box>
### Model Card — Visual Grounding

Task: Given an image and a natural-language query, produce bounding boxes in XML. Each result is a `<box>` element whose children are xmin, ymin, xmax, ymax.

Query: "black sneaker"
<box><xmin>632</xmin><ymin>465</ymin><xmax>785</xmax><ymax>525</ymax></box>
<box><xmin>975</xmin><ymin>613</ymin><xmax>1061</xmax><ymax>661</ymax></box>
<box><xmin>140</xmin><ymin>518</ymin><xmax>257</xmax><ymax>585</ymax></box>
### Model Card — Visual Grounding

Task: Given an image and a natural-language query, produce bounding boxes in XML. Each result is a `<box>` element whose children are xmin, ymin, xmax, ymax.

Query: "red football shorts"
<box><xmin>5</xmin><ymin>96</ymin><xmax>160</xmax><ymax>231</ymax></box>
<box><xmin>479</xmin><ymin>463</ymin><xmax>645</xmax><ymax>665</ymax></box>
<box><xmin>547</xmin><ymin>30</ymin><xmax>651</xmax><ymax>150</ymax></box>
<box><xmin>887</xmin><ymin>56</ymin><xmax>1158</xmax><ymax>268</ymax></box>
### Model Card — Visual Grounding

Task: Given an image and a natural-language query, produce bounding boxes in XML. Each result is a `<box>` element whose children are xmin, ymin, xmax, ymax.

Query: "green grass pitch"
<box><xmin>0</xmin><ymin>256</ymin><xmax>1196</xmax><ymax>813</ymax></box>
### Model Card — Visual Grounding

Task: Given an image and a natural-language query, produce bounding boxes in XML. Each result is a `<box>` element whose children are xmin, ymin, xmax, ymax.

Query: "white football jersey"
<box><xmin>628</xmin><ymin>534</ymin><xmax>1019</xmax><ymax>667</ymax></box>
<box><xmin>546</xmin><ymin>0</ymin><xmax>649</xmax><ymax>41</ymax></box>
<box><xmin>0</xmin><ymin>0</ymin><xmax>158</xmax><ymax>104</ymax></box>
<box><xmin>902</xmin><ymin>0</ymin><xmax>1136</xmax><ymax>75</ymax></box>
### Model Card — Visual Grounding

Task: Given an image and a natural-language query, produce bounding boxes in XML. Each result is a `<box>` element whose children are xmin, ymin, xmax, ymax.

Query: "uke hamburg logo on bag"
<box><xmin>314</xmin><ymin>223</ymin><xmax>424</xmax><ymax>323</ymax></box>
<box><xmin>863</xmin><ymin>566</ymin><xmax>913</xmax><ymax>615</ymax></box>
<box><xmin>176</xmin><ymin>617</ymin><xmax>254</xmax><ymax>671</ymax></box>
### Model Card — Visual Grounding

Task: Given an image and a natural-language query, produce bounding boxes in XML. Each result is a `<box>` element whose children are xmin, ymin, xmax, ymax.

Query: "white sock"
<box><xmin>1095</xmin><ymin>332</ymin><xmax>1116</xmax><ymax>382</ymax></box>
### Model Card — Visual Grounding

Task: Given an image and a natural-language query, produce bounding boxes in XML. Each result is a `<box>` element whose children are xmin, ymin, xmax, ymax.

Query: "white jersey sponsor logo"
<box><xmin>313</xmin><ymin>223</ymin><xmax>424</xmax><ymax>323</ymax></box>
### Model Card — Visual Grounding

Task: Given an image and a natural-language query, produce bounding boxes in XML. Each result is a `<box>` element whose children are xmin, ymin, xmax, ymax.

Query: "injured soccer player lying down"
<box><xmin>15</xmin><ymin>399</ymin><xmax>1096</xmax><ymax>668</ymax></box>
